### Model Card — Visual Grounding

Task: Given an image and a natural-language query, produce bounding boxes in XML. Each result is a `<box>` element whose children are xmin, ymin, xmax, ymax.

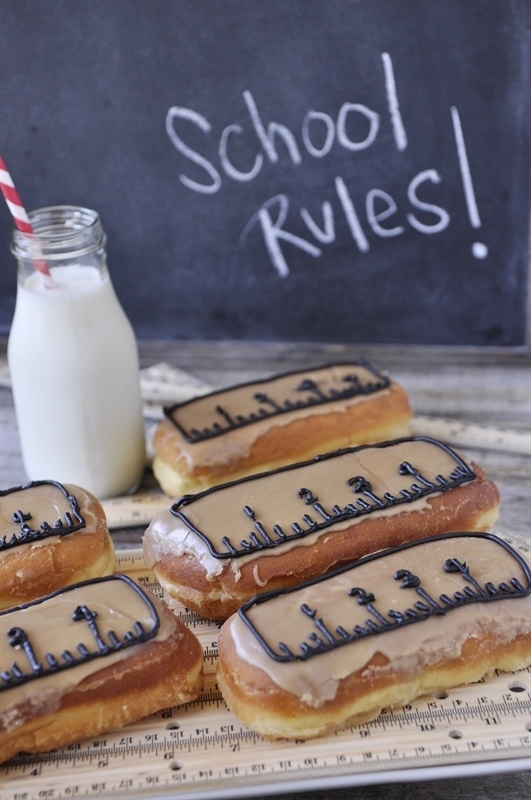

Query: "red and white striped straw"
<box><xmin>0</xmin><ymin>155</ymin><xmax>52</xmax><ymax>276</ymax></box>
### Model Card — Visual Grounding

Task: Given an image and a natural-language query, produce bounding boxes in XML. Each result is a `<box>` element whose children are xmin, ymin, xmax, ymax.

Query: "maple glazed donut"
<box><xmin>217</xmin><ymin>533</ymin><xmax>531</xmax><ymax>740</ymax></box>
<box><xmin>0</xmin><ymin>573</ymin><xmax>204</xmax><ymax>763</ymax></box>
<box><xmin>152</xmin><ymin>360</ymin><xmax>412</xmax><ymax>496</ymax></box>
<box><xmin>142</xmin><ymin>437</ymin><xmax>500</xmax><ymax>620</ymax></box>
<box><xmin>0</xmin><ymin>480</ymin><xmax>115</xmax><ymax>610</ymax></box>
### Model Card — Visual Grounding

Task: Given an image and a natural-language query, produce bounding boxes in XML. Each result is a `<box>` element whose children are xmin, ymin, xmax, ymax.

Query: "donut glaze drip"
<box><xmin>225</xmin><ymin>533</ymin><xmax>531</xmax><ymax>707</ymax></box>
<box><xmin>0</xmin><ymin>575</ymin><xmax>160</xmax><ymax>691</ymax></box>
<box><xmin>164</xmin><ymin>361</ymin><xmax>390</xmax><ymax>444</ymax></box>
<box><xmin>237</xmin><ymin>534</ymin><xmax>531</xmax><ymax>664</ymax></box>
<box><xmin>0</xmin><ymin>481</ymin><xmax>86</xmax><ymax>551</ymax></box>
<box><xmin>168</xmin><ymin>438</ymin><xmax>476</xmax><ymax>561</ymax></box>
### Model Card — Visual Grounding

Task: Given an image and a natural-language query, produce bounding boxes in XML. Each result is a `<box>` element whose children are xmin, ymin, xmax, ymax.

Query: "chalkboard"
<box><xmin>0</xmin><ymin>0</ymin><xmax>529</xmax><ymax>347</ymax></box>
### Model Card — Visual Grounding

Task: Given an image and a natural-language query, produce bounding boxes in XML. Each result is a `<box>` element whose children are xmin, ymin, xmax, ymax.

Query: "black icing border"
<box><xmin>170</xmin><ymin>437</ymin><xmax>477</xmax><ymax>560</ymax></box>
<box><xmin>0</xmin><ymin>574</ymin><xmax>160</xmax><ymax>690</ymax></box>
<box><xmin>0</xmin><ymin>480</ymin><xmax>86</xmax><ymax>551</ymax></box>
<box><xmin>237</xmin><ymin>532</ymin><xmax>531</xmax><ymax>663</ymax></box>
<box><xmin>163</xmin><ymin>360</ymin><xmax>390</xmax><ymax>443</ymax></box>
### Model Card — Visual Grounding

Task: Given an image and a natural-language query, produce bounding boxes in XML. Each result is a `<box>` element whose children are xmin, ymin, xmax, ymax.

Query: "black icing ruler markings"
<box><xmin>1</xmin><ymin>553</ymin><xmax>530</xmax><ymax>800</ymax></box>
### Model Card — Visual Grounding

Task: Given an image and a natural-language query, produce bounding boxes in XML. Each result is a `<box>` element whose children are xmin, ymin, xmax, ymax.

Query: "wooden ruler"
<box><xmin>2</xmin><ymin>550</ymin><xmax>530</xmax><ymax>800</ymax></box>
<box><xmin>101</xmin><ymin>494</ymin><xmax>175</xmax><ymax>530</ymax></box>
<box><xmin>411</xmin><ymin>415</ymin><xmax>531</xmax><ymax>456</ymax></box>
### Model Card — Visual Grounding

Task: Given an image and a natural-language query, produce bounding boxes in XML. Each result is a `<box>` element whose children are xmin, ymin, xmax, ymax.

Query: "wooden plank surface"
<box><xmin>0</xmin><ymin>339</ymin><xmax>530</xmax><ymax>800</ymax></box>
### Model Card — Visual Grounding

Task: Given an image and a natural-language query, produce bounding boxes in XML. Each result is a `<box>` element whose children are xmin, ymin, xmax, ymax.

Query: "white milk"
<box><xmin>8</xmin><ymin>264</ymin><xmax>146</xmax><ymax>498</ymax></box>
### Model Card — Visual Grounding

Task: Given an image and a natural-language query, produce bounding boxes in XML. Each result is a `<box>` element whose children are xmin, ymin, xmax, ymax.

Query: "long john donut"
<box><xmin>217</xmin><ymin>532</ymin><xmax>531</xmax><ymax>740</ymax></box>
<box><xmin>143</xmin><ymin>437</ymin><xmax>500</xmax><ymax>619</ymax></box>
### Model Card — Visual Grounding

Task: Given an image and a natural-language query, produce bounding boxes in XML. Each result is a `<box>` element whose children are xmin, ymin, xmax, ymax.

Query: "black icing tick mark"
<box><xmin>0</xmin><ymin>575</ymin><xmax>159</xmax><ymax>690</ymax></box>
<box><xmin>164</xmin><ymin>361</ymin><xmax>390</xmax><ymax>443</ymax></box>
<box><xmin>0</xmin><ymin>480</ymin><xmax>86</xmax><ymax>551</ymax></box>
<box><xmin>171</xmin><ymin>438</ymin><xmax>478</xmax><ymax>560</ymax></box>
<box><xmin>237</xmin><ymin>534</ymin><xmax>531</xmax><ymax>663</ymax></box>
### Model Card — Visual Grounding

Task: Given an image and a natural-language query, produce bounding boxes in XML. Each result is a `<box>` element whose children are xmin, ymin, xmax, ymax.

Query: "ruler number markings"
<box><xmin>1</xmin><ymin>559</ymin><xmax>530</xmax><ymax>799</ymax></box>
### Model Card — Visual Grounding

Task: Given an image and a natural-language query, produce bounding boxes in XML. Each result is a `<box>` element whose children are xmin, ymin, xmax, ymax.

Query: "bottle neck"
<box><xmin>11</xmin><ymin>205</ymin><xmax>108</xmax><ymax>284</ymax></box>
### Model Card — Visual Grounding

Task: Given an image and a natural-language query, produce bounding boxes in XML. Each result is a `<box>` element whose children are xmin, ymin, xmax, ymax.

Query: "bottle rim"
<box><xmin>11</xmin><ymin>205</ymin><xmax>107</xmax><ymax>260</ymax></box>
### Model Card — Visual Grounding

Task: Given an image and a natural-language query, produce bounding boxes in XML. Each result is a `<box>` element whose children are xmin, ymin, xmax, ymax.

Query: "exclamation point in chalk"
<box><xmin>451</xmin><ymin>106</ymin><xmax>488</xmax><ymax>259</ymax></box>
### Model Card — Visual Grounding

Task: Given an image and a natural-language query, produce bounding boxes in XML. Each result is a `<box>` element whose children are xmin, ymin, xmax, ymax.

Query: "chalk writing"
<box><xmin>166</xmin><ymin>52</ymin><xmax>486</xmax><ymax>276</ymax></box>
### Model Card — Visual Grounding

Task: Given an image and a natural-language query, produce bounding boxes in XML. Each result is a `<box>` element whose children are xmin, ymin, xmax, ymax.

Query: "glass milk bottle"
<box><xmin>8</xmin><ymin>205</ymin><xmax>146</xmax><ymax>498</ymax></box>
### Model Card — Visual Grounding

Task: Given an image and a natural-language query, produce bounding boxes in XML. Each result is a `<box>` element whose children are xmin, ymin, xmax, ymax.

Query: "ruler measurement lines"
<box><xmin>99</xmin><ymin>417</ymin><xmax>530</xmax><ymax>534</ymax></box>
<box><xmin>3</xmin><ymin>734</ymin><xmax>530</xmax><ymax>800</ymax></box>
<box><xmin>2</xmin><ymin>556</ymin><xmax>530</xmax><ymax>800</ymax></box>
<box><xmin>411</xmin><ymin>415</ymin><xmax>531</xmax><ymax>456</ymax></box>
<box><xmin>101</xmin><ymin>495</ymin><xmax>174</xmax><ymax>530</ymax></box>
